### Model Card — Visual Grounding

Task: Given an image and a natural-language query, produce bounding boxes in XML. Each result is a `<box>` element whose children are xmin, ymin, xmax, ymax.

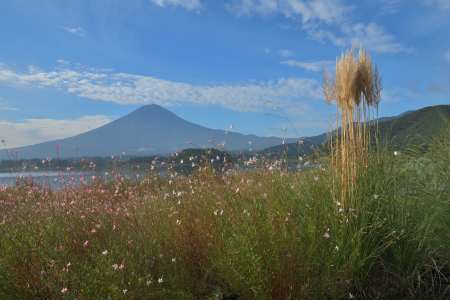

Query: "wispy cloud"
<box><xmin>278</xmin><ymin>49</ymin><xmax>295</xmax><ymax>58</ymax></box>
<box><xmin>0</xmin><ymin>115</ymin><xmax>112</xmax><ymax>148</ymax></box>
<box><xmin>150</xmin><ymin>0</ymin><xmax>202</xmax><ymax>11</ymax></box>
<box><xmin>421</xmin><ymin>0</ymin><xmax>450</xmax><ymax>9</ymax></box>
<box><xmin>445</xmin><ymin>50</ymin><xmax>450</xmax><ymax>63</ymax></box>
<box><xmin>282</xmin><ymin>59</ymin><xmax>333</xmax><ymax>72</ymax></box>
<box><xmin>378</xmin><ymin>0</ymin><xmax>402</xmax><ymax>14</ymax></box>
<box><xmin>339</xmin><ymin>22</ymin><xmax>412</xmax><ymax>54</ymax></box>
<box><xmin>0</xmin><ymin>62</ymin><xmax>322</xmax><ymax>115</ymax></box>
<box><xmin>61</xmin><ymin>26</ymin><xmax>86</xmax><ymax>37</ymax></box>
<box><xmin>225</xmin><ymin>0</ymin><xmax>411</xmax><ymax>54</ymax></box>
<box><xmin>0</xmin><ymin>97</ymin><xmax>18</xmax><ymax>112</ymax></box>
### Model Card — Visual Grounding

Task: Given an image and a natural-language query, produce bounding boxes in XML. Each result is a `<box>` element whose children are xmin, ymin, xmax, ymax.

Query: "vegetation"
<box><xmin>0</xmin><ymin>127</ymin><xmax>448</xmax><ymax>299</ymax></box>
<box><xmin>323</xmin><ymin>47</ymin><xmax>382</xmax><ymax>208</ymax></box>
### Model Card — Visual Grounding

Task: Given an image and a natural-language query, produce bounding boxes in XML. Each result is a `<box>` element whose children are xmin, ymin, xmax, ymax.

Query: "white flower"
<box><xmin>323</xmin><ymin>232</ymin><xmax>330</xmax><ymax>239</ymax></box>
<box><xmin>122</xmin><ymin>289</ymin><xmax>128</xmax><ymax>294</ymax></box>
<box><xmin>101</xmin><ymin>250</ymin><xmax>108</xmax><ymax>256</ymax></box>
<box><xmin>393</xmin><ymin>151</ymin><xmax>399</xmax><ymax>156</ymax></box>
<box><xmin>146</xmin><ymin>279</ymin><xmax>152</xmax><ymax>286</ymax></box>
<box><xmin>158</xmin><ymin>276</ymin><xmax>164</xmax><ymax>284</ymax></box>
<box><xmin>61</xmin><ymin>287</ymin><xmax>68</xmax><ymax>294</ymax></box>
<box><xmin>171</xmin><ymin>258</ymin><xmax>176</xmax><ymax>263</ymax></box>
<box><xmin>373</xmin><ymin>194</ymin><xmax>379</xmax><ymax>199</ymax></box>
<box><xmin>112</xmin><ymin>264</ymin><xmax>119</xmax><ymax>271</ymax></box>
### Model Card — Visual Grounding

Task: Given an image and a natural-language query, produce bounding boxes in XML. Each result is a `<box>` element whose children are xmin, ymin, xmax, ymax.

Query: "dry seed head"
<box><xmin>323</xmin><ymin>68</ymin><xmax>336</xmax><ymax>103</ymax></box>
<box><xmin>335</xmin><ymin>50</ymin><xmax>359</xmax><ymax>109</ymax></box>
<box><xmin>323</xmin><ymin>47</ymin><xmax>381</xmax><ymax>109</ymax></box>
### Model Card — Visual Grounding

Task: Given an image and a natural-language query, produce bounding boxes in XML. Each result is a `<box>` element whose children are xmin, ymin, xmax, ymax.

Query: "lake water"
<box><xmin>0</xmin><ymin>171</ymin><xmax>94</xmax><ymax>189</ymax></box>
<box><xmin>0</xmin><ymin>170</ymin><xmax>154</xmax><ymax>189</ymax></box>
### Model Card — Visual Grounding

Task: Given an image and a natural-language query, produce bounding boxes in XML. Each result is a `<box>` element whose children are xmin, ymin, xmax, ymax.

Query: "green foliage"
<box><xmin>0</xmin><ymin>132</ymin><xmax>448</xmax><ymax>299</ymax></box>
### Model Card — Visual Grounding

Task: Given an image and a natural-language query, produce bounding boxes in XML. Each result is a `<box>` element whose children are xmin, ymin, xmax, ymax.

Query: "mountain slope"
<box><xmin>8</xmin><ymin>105</ymin><xmax>296</xmax><ymax>159</ymax></box>
<box><xmin>378</xmin><ymin>105</ymin><xmax>450</xmax><ymax>148</ymax></box>
<box><xmin>259</xmin><ymin>105</ymin><xmax>450</xmax><ymax>157</ymax></box>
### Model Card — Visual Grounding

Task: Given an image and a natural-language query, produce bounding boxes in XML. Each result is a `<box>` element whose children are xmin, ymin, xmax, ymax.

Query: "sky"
<box><xmin>0</xmin><ymin>0</ymin><xmax>449</xmax><ymax>148</ymax></box>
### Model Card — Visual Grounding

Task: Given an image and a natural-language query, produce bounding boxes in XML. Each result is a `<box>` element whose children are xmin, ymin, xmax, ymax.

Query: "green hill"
<box><xmin>378</xmin><ymin>105</ymin><xmax>450</xmax><ymax>150</ymax></box>
<box><xmin>259</xmin><ymin>105</ymin><xmax>450</xmax><ymax>158</ymax></box>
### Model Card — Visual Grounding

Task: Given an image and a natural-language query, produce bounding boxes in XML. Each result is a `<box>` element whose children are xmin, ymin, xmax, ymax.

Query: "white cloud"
<box><xmin>278</xmin><ymin>49</ymin><xmax>295</xmax><ymax>58</ymax></box>
<box><xmin>282</xmin><ymin>59</ymin><xmax>333</xmax><ymax>72</ymax></box>
<box><xmin>445</xmin><ymin>50</ymin><xmax>450</xmax><ymax>63</ymax></box>
<box><xmin>421</xmin><ymin>0</ymin><xmax>450</xmax><ymax>9</ymax></box>
<box><xmin>0</xmin><ymin>97</ymin><xmax>18</xmax><ymax>112</ymax></box>
<box><xmin>226</xmin><ymin>0</ymin><xmax>349</xmax><ymax>23</ymax></box>
<box><xmin>339</xmin><ymin>22</ymin><xmax>412</xmax><ymax>54</ymax></box>
<box><xmin>150</xmin><ymin>0</ymin><xmax>202</xmax><ymax>10</ymax></box>
<box><xmin>226</xmin><ymin>0</ymin><xmax>410</xmax><ymax>54</ymax></box>
<box><xmin>0</xmin><ymin>63</ymin><xmax>322</xmax><ymax>114</ymax></box>
<box><xmin>61</xmin><ymin>26</ymin><xmax>86</xmax><ymax>37</ymax></box>
<box><xmin>226</xmin><ymin>0</ymin><xmax>278</xmax><ymax>16</ymax></box>
<box><xmin>378</xmin><ymin>0</ymin><xmax>402</xmax><ymax>14</ymax></box>
<box><xmin>0</xmin><ymin>115</ymin><xmax>112</xmax><ymax>148</ymax></box>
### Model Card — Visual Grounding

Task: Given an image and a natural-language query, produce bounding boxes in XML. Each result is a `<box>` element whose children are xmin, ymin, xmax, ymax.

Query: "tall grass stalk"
<box><xmin>323</xmin><ymin>47</ymin><xmax>382</xmax><ymax>208</ymax></box>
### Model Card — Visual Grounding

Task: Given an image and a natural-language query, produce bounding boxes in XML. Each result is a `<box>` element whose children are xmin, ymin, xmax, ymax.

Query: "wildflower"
<box><xmin>171</xmin><ymin>258</ymin><xmax>176</xmax><ymax>263</ymax></box>
<box><xmin>314</xmin><ymin>176</ymin><xmax>319</xmax><ymax>181</ymax></box>
<box><xmin>119</xmin><ymin>263</ymin><xmax>125</xmax><ymax>270</ymax></box>
<box><xmin>102</xmin><ymin>250</ymin><xmax>108</xmax><ymax>256</ymax></box>
<box><xmin>323</xmin><ymin>232</ymin><xmax>330</xmax><ymax>239</ymax></box>
<box><xmin>122</xmin><ymin>289</ymin><xmax>128</xmax><ymax>294</ymax></box>
<box><xmin>61</xmin><ymin>287</ymin><xmax>68</xmax><ymax>294</ymax></box>
<box><xmin>146</xmin><ymin>279</ymin><xmax>152</xmax><ymax>286</ymax></box>
<box><xmin>176</xmin><ymin>219</ymin><xmax>181</xmax><ymax>225</ymax></box>
<box><xmin>83</xmin><ymin>240</ymin><xmax>89</xmax><ymax>247</ymax></box>
<box><xmin>349</xmin><ymin>292</ymin><xmax>355</xmax><ymax>299</ymax></box>
<box><xmin>394</xmin><ymin>151</ymin><xmax>400</xmax><ymax>156</ymax></box>
<box><xmin>373</xmin><ymin>194</ymin><xmax>379</xmax><ymax>199</ymax></box>
<box><xmin>158</xmin><ymin>276</ymin><xmax>164</xmax><ymax>284</ymax></box>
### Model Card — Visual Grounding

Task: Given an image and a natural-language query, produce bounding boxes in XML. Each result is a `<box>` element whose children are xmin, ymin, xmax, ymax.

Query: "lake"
<box><xmin>0</xmin><ymin>171</ymin><xmax>96</xmax><ymax>189</ymax></box>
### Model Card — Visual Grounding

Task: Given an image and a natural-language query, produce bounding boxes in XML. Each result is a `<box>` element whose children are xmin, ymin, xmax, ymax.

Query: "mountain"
<box><xmin>378</xmin><ymin>104</ymin><xmax>449</xmax><ymax>149</ymax></box>
<box><xmin>259</xmin><ymin>105</ymin><xmax>450</xmax><ymax>157</ymax></box>
<box><xmin>258</xmin><ymin>134</ymin><xmax>326</xmax><ymax>158</ymax></box>
<box><xmin>7</xmin><ymin>105</ymin><xmax>297</xmax><ymax>159</ymax></box>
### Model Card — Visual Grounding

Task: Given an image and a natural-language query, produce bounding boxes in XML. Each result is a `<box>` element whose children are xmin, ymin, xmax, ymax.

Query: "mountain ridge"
<box><xmin>6</xmin><ymin>104</ymin><xmax>297</xmax><ymax>159</ymax></box>
<box><xmin>5</xmin><ymin>104</ymin><xmax>448</xmax><ymax>160</ymax></box>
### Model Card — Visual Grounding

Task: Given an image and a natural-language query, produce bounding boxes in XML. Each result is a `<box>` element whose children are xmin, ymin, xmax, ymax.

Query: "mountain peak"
<box><xmin>127</xmin><ymin>104</ymin><xmax>177</xmax><ymax>119</ymax></box>
<box><xmin>135</xmin><ymin>104</ymin><xmax>167</xmax><ymax>113</ymax></box>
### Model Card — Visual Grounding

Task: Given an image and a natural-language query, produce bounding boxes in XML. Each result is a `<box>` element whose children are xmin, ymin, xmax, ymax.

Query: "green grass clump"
<box><xmin>0</xmin><ymin>133</ymin><xmax>448</xmax><ymax>299</ymax></box>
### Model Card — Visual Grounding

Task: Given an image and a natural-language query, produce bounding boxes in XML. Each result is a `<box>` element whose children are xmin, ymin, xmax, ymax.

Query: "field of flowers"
<box><xmin>0</xmin><ymin>132</ymin><xmax>448</xmax><ymax>299</ymax></box>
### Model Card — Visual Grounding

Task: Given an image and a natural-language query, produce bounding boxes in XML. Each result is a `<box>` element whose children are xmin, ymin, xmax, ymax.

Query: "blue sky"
<box><xmin>0</xmin><ymin>0</ymin><xmax>449</xmax><ymax>147</ymax></box>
